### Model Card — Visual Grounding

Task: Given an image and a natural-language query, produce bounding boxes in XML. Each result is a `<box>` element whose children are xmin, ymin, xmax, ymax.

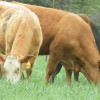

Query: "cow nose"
<box><xmin>9</xmin><ymin>77</ymin><xmax>18</xmax><ymax>84</ymax></box>
<box><xmin>6</xmin><ymin>75</ymin><xmax>17</xmax><ymax>84</ymax></box>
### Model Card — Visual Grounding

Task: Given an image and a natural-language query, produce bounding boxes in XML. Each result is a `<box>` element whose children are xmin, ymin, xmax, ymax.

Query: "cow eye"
<box><xmin>15</xmin><ymin>68</ymin><xmax>19</xmax><ymax>74</ymax></box>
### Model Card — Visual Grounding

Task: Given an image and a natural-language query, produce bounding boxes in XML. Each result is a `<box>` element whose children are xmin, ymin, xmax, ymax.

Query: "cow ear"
<box><xmin>20</xmin><ymin>55</ymin><xmax>36</xmax><ymax>63</ymax></box>
<box><xmin>0</xmin><ymin>53</ymin><xmax>6</xmax><ymax>62</ymax></box>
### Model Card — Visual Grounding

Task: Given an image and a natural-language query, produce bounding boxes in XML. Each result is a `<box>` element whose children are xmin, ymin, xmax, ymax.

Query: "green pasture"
<box><xmin>0</xmin><ymin>56</ymin><xmax>100</xmax><ymax>100</ymax></box>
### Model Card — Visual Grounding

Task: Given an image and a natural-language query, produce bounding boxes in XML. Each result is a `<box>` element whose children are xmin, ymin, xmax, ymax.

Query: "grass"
<box><xmin>0</xmin><ymin>56</ymin><xmax>100</xmax><ymax>100</ymax></box>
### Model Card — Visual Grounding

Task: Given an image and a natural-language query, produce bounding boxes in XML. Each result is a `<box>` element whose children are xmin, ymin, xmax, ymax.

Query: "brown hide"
<box><xmin>0</xmin><ymin>2</ymin><xmax>42</xmax><ymax>81</ymax></box>
<box><xmin>6</xmin><ymin>2</ymin><xmax>100</xmax><ymax>84</ymax></box>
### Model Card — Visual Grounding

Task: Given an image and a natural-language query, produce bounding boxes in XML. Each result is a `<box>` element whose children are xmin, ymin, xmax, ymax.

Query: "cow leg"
<box><xmin>74</xmin><ymin>71</ymin><xmax>79</xmax><ymax>82</ymax></box>
<box><xmin>45</xmin><ymin>53</ymin><xmax>60</xmax><ymax>83</ymax></box>
<box><xmin>50</xmin><ymin>63</ymin><xmax>62</xmax><ymax>83</ymax></box>
<box><xmin>74</xmin><ymin>64</ymin><xmax>80</xmax><ymax>82</ymax></box>
<box><xmin>45</xmin><ymin>55</ymin><xmax>62</xmax><ymax>82</ymax></box>
<box><xmin>26</xmin><ymin>63</ymin><xmax>34</xmax><ymax>81</ymax></box>
<box><xmin>65</xmin><ymin>69</ymin><xmax>72</xmax><ymax>84</ymax></box>
<box><xmin>20</xmin><ymin>63</ymin><xmax>25</xmax><ymax>80</ymax></box>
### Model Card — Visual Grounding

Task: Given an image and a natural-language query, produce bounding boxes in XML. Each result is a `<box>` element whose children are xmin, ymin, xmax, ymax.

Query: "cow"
<box><xmin>49</xmin><ymin>14</ymin><xmax>100</xmax><ymax>83</ymax></box>
<box><xmin>0</xmin><ymin>1</ymin><xmax>43</xmax><ymax>84</ymax></box>
<box><xmin>44</xmin><ymin>14</ymin><xmax>100</xmax><ymax>83</ymax></box>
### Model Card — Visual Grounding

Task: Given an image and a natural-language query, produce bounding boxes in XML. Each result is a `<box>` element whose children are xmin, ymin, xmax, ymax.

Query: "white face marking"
<box><xmin>4</xmin><ymin>55</ymin><xmax>21</xmax><ymax>84</ymax></box>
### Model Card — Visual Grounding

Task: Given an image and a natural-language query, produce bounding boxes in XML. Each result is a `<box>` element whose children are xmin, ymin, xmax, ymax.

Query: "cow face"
<box><xmin>0</xmin><ymin>54</ymin><xmax>36</xmax><ymax>84</ymax></box>
<box><xmin>4</xmin><ymin>55</ymin><xmax>21</xmax><ymax>84</ymax></box>
<box><xmin>80</xmin><ymin>60</ymin><xmax>100</xmax><ymax>84</ymax></box>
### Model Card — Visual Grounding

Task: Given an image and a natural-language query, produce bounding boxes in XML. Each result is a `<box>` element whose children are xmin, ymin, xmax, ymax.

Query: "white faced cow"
<box><xmin>0</xmin><ymin>1</ymin><xmax>43</xmax><ymax>84</ymax></box>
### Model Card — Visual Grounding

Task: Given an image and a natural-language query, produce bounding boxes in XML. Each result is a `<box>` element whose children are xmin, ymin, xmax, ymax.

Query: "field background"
<box><xmin>0</xmin><ymin>56</ymin><xmax>100</xmax><ymax>100</ymax></box>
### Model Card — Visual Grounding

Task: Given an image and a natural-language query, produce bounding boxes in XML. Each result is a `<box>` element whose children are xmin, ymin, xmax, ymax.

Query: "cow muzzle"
<box><xmin>6</xmin><ymin>71</ymin><xmax>20</xmax><ymax>84</ymax></box>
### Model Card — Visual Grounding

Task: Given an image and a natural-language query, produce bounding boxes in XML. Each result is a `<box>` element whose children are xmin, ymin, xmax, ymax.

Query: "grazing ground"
<box><xmin>0</xmin><ymin>56</ymin><xmax>100</xmax><ymax>100</ymax></box>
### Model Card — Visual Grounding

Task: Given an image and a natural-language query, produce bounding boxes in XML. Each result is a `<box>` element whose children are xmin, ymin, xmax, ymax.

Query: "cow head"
<box><xmin>80</xmin><ymin>59</ymin><xmax>100</xmax><ymax>84</ymax></box>
<box><xmin>0</xmin><ymin>53</ymin><xmax>36</xmax><ymax>84</ymax></box>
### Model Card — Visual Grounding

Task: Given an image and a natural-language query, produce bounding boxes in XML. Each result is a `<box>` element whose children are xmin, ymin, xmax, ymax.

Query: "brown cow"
<box><xmin>44</xmin><ymin>14</ymin><xmax>100</xmax><ymax>82</ymax></box>
<box><xmin>0</xmin><ymin>1</ymin><xmax>42</xmax><ymax>83</ymax></box>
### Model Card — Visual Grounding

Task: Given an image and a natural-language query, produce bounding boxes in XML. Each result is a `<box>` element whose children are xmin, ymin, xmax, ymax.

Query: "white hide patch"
<box><xmin>4</xmin><ymin>55</ymin><xmax>21</xmax><ymax>84</ymax></box>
